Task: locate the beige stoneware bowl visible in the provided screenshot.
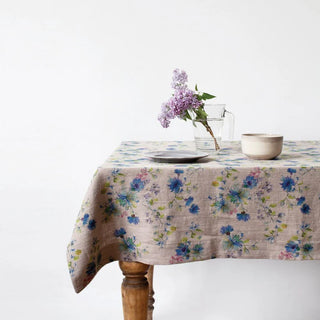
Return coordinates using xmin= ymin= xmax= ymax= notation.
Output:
xmin=241 ymin=134 xmax=283 ymax=160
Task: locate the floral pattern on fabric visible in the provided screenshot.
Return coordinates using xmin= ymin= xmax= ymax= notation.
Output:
xmin=67 ymin=141 xmax=320 ymax=293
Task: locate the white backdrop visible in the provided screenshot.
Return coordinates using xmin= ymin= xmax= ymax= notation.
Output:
xmin=1 ymin=1 xmax=320 ymax=319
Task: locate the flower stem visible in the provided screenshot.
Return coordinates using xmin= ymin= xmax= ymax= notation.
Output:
xmin=201 ymin=121 xmax=220 ymax=151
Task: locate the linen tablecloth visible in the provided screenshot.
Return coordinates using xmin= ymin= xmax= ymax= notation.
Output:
xmin=67 ymin=141 xmax=320 ymax=293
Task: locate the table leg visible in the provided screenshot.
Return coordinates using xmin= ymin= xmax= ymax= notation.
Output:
xmin=146 ymin=265 xmax=155 ymax=320
xmin=119 ymin=261 xmax=149 ymax=320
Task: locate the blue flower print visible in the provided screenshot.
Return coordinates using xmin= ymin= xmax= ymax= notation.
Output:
xmin=236 ymin=212 xmax=250 ymax=222
xmin=114 ymin=228 xmax=126 ymax=237
xmin=280 ymin=177 xmax=296 ymax=192
xmin=176 ymin=241 xmax=191 ymax=258
xmin=297 ymin=197 xmax=306 ymax=205
xmin=243 ymin=175 xmax=258 ymax=189
xmin=285 ymin=241 xmax=300 ymax=254
xmin=185 ymin=196 xmax=194 ymax=206
xmin=130 ymin=178 xmax=145 ymax=191
xmin=86 ymin=261 xmax=96 ymax=275
xmin=301 ymin=203 xmax=310 ymax=214
xmin=220 ymin=225 xmax=234 ymax=235
xmin=302 ymin=243 xmax=313 ymax=253
xmin=128 ymin=215 xmax=140 ymax=224
xmin=104 ymin=201 xmax=116 ymax=214
xmin=174 ymin=169 xmax=184 ymax=174
xmin=117 ymin=191 xmax=137 ymax=208
xmin=228 ymin=188 xmax=248 ymax=204
xmin=229 ymin=234 xmax=243 ymax=249
xmin=82 ymin=213 xmax=89 ymax=225
xmin=189 ymin=204 xmax=199 ymax=214
xmin=287 ymin=168 xmax=296 ymax=174
xmin=214 ymin=197 xmax=229 ymax=213
xmin=192 ymin=244 xmax=203 ymax=255
xmin=122 ymin=237 xmax=136 ymax=252
xmin=88 ymin=219 xmax=96 ymax=230
xmin=168 ymin=177 xmax=183 ymax=193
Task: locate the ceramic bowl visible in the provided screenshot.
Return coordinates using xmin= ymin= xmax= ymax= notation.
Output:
xmin=241 ymin=134 xmax=283 ymax=160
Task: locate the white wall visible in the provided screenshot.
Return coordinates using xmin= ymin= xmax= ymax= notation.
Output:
xmin=1 ymin=1 xmax=320 ymax=319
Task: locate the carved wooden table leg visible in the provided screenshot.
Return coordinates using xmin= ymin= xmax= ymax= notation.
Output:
xmin=146 ymin=265 xmax=155 ymax=320
xmin=119 ymin=261 xmax=149 ymax=320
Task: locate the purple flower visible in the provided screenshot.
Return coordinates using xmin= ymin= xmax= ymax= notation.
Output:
xmin=171 ymin=69 xmax=188 ymax=89
xmin=158 ymin=76 xmax=202 ymax=128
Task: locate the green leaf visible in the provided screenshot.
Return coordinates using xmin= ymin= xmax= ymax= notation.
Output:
xmin=201 ymin=92 xmax=216 ymax=100
xmin=195 ymin=84 xmax=198 ymax=91
xmin=184 ymin=110 xmax=192 ymax=120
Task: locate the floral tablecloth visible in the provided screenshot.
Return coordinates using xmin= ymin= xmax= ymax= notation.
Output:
xmin=67 ymin=141 xmax=320 ymax=293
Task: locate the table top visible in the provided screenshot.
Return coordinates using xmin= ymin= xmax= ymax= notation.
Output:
xmin=67 ymin=141 xmax=320 ymax=293
xmin=104 ymin=140 xmax=320 ymax=168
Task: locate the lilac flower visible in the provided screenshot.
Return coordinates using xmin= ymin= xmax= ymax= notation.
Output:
xmin=158 ymin=85 xmax=202 ymax=128
xmin=171 ymin=69 xmax=188 ymax=89
xmin=159 ymin=69 xmax=218 ymax=149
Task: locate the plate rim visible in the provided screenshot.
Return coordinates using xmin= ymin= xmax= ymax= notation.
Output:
xmin=146 ymin=150 xmax=209 ymax=160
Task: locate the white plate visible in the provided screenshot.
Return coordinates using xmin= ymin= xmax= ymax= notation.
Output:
xmin=146 ymin=150 xmax=209 ymax=163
